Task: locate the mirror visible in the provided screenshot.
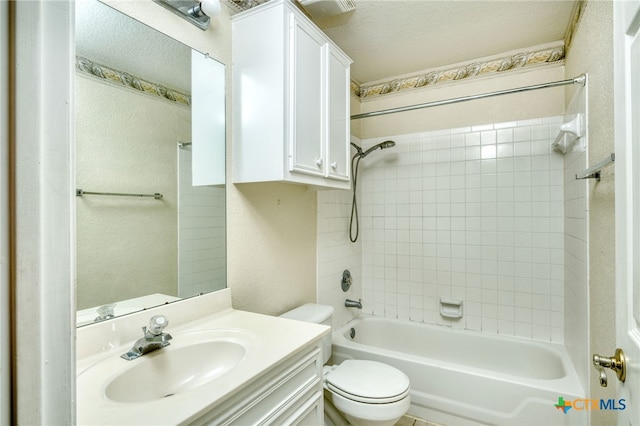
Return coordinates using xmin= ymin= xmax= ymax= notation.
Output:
xmin=75 ymin=0 xmax=226 ymax=326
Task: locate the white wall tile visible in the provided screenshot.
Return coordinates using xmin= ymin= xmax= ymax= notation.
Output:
xmin=178 ymin=148 xmax=226 ymax=298
xmin=317 ymin=115 xmax=577 ymax=345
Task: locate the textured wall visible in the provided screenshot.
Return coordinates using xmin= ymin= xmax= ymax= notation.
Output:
xmin=357 ymin=66 xmax=566 ymax=138
xmin=1 ymin=2 xmax=10 ymax=423
xmin=565 ymin=2 xmax=616 ymax=424
xmin=103 ymin=1 xmax=319 ymax=316
xmin=227 ymin=182 xmax=317 ymax=315
xmin=76 ymin=75 xmax=187 ymax=308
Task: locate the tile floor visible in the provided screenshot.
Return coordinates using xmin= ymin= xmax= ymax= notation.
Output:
xmin=395 ymin=415 xmax=443 ymax=426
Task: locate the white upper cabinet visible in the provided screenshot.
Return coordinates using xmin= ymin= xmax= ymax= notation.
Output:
xmin=232 ymin=0 xmax=352 ymax=189
xmin=326 ymin=44 xmax=350 ymax=181
xmin=192 ymin=51 xmax=226 ymax=186
xmin=289 ymin=15 xmax=325 ymax=177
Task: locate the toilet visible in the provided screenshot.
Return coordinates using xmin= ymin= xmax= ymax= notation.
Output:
xmin=280 ymin=304 xmax=410 ymax=426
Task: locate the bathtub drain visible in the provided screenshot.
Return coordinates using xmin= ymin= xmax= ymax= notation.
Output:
xmin=349 ymin=327 xmax=355 ymax=339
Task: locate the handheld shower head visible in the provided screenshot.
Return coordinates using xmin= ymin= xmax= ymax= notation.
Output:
xmin=350 ymin=142 xmax=364 ymax=156
xmin=355 ymin=140 xmax=396 ymax=158
xmin=349 ymin=140 xmax=396 ymax=243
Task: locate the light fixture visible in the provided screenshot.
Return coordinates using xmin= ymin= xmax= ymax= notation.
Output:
xmin=153 ymin=0 xmax=221 ymax=30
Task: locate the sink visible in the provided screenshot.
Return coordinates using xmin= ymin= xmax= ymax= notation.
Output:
xmin=76 ymin=301 xmax=329 ymax=425
xmin=106 ymin=340 xmax=246 ymax=403
xmin=78 ymin=329 xmax=259 ymax=404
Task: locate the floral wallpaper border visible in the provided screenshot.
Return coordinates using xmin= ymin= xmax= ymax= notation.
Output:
xmin=75 ymin=56 xmax=191 ymax=106
xmin=352 ymin=43 xmax=565 ymax=99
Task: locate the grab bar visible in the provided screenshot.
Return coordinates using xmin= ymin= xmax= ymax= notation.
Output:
xmin=76 ymin=189 xmax=163 ymax=200
xmin=575 ymin=153 xmax=615 ymax=182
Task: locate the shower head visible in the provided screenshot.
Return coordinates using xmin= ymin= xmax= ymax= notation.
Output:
xmin=350 ymin=142 xmax=364 ymax=156
xmin=353 ymin=140 xmax=396 ymax=158
xmin=348 ymin=139 xmax=395 ymax=243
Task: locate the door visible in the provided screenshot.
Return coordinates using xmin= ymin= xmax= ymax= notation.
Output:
xmin=614 ymin=1 xmax=640 ymax=424
xmin=326 ymin=44 xmax=351 ymax=182
xmin=289 ymin=13 xmax=325 ymax=177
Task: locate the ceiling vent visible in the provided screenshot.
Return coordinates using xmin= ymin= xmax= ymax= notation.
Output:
xmin=298 ymin=0 xmax=355 ymax=19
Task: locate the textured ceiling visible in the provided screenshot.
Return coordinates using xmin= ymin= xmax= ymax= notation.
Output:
xmin=313 ymin=0 xmax=577 ymax=84
xmin=76 ymin=0 xmax=577 ymax=94
xmin=76 ymin=0 xmax=191 ymax=93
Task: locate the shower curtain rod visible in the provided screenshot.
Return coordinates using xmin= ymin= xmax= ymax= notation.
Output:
xmin=350 ymin=74 xmax=587 ymax=120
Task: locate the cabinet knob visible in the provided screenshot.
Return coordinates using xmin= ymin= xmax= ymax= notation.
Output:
xmin=331 ymin=161 xmax=337 ymax=170
xmin=315 ymin=158 xmax=323 ymax=168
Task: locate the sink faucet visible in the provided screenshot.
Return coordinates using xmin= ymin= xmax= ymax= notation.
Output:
xmin=94 ymin=303 xmax=116 ymax=322
xmin=120 ymin=315 xmax=173 ymax=361
xmin=345 ymin=298 xmax=362 ymax=309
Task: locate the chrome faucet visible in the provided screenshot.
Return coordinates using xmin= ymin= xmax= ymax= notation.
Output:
xmin=120 ymin=315 xmax=173 ymax=361
xmin=345 ymin=298 xmax=362 ymax=309
xmin=94 ymin=303 xmax=116 ymax=322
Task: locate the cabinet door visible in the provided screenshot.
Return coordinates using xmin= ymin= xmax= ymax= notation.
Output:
xmin=288 ymin=393 xmax=323 ymax=425
xmin=192 ymin=50 xmax=226 ymax=186
xmin=289 ymin=13 xmax=325 ymax=177
xmin=326 ymin=45 xmax=350 ymax=182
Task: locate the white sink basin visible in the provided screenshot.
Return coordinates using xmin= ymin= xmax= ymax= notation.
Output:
xmin=106 ymin=340 xmax=246 ymax=403
xmin=76 ymin=300 xmax=330 ymax=425
xmin=78 ymin=329 xmax=259 ymax=404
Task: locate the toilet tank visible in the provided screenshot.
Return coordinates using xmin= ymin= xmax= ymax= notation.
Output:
xmin=280 ymin=303 xmax=334 ymax=364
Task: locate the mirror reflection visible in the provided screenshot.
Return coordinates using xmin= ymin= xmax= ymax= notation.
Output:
xmin=75 ymin=0 xmax=226 ymax=326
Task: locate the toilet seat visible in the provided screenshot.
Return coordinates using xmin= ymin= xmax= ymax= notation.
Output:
xmin=325 ymin=360 xmax=410 ymax=404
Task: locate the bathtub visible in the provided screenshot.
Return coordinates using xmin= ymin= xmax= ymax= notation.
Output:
xmin=332 ymin=315 xmax=586 ymax=426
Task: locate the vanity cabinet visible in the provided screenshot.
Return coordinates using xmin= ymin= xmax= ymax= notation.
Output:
xmin=232 ymin=0 xmax=352 ymax=189
xmin=194 ymin=344 xmax=324 ymax=425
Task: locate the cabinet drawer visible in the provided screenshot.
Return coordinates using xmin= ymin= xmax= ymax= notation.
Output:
xmin=290 ymin=394 xmax=323 ymax=426
xmin=270 ymin=387 xmax=323 ymax=426
xmin=199 ymin=345 xmax=322 ymax=425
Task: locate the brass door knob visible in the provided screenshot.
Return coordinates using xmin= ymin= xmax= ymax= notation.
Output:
xmin=593 ymin=348 xmax=626 ymax=387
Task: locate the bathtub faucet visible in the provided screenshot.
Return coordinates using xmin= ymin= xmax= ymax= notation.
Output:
xmin=345 ymin=298 xmax=362 ymax=309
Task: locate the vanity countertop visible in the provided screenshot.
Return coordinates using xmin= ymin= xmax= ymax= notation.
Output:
xmin=76 ymin=290 xmax=328 ymax=425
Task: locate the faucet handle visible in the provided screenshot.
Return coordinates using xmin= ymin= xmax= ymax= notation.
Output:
xmin=94 ymin=303 xmax=116 ymax=322
xmin=147 ymin=315 xmax=169 ymax=336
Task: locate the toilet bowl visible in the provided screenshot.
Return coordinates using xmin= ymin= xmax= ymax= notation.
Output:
xmin=324 ymin=360 xmax=410 ymax=426
xmin=280 ymin=304 xmax=410 ymax=426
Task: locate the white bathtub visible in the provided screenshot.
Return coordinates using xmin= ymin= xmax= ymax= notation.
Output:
xmin=332 ymin=315 xmax=586 ymax=426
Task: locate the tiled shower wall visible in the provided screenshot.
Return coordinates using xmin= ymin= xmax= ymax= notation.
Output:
xmin=317 ymin=187 xmax=363 ymax=330
xmin=318 ymin=116 xmax=575 ymax=343
xmin=563 ymin=143 xmax=588 ymax=390
xmin=359 ymin=117 xmax=565 ymax=342
xmin=562 ymin=90 xmax=589 ymax=391
xmin=178 ymin=147 xmax=227 ymax=298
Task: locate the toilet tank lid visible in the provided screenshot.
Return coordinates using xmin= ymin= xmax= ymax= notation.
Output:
xmin=280 ymin=303 xmax=334 ymax=323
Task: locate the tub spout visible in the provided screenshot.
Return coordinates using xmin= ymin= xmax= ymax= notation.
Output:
xmin=345 ymin=298 xmax=362 ymax=309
